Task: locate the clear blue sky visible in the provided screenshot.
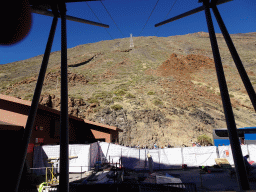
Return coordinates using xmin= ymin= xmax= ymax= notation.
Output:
xmin=0 ymin=0 xmax=255 ymax=64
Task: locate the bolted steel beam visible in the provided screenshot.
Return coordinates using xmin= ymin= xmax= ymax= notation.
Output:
xmin=58 ymin=2 xmax=69 ymax=192
xmin=211 ymin=4 xmax=256 ymax=112
xmin=31 ymin=6 xmax=109 ymax=28
xmin=155 ymin=0 xmax=232 ymax=27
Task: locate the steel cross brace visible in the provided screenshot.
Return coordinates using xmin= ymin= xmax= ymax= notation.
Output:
xmin=202 ymin=0 xmax=250 ymax=190
xmin=211 ymin=2 xmax=256 ymax=112
xmin=13 ymin=2 xmax=110 ymax=192
xmin=14 ymin=2 xmax=70 ymax=192
xmin=155 ymin=0 xmax=252 ymax=190
xmin=14 ymin=4 xmax=59 ymax=192
xmin=155 ymin=0 xmax=232 ymax=27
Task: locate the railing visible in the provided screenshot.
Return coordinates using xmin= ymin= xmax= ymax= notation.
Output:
xmin=163 ymin=183 xmax=197 ymax=192
xmin=69 ymin=183 xmax=197 ymax=192
xmin=30 ymin=166 xmax=92 ymax=183
xmin=108 ymin=155 xmax=122 ymax=167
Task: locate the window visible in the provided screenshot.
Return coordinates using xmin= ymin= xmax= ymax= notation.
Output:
xmin=50 ymin=119 xmax=60 ymax=138
xmin=54 ymin=120 xmax=60 ymax=138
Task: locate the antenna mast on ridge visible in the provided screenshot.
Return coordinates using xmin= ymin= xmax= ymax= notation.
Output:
xmin=130 ymin=33 xmax=134 ymax=48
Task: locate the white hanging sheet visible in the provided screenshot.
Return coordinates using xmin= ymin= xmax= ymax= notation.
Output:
xmin=183 ymin=146 xmax=218 ymax=166
xmin=33 ymin=144 xmax=90 ymax=174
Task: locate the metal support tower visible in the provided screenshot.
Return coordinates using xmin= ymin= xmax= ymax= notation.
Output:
xmin=202 ymin=0 xmax=249 ymax=189
xmin=130 ymin=33 xmax=134 ymax=48
xmin=14 ymin=5 xmax=59 ymax=192
xmin=155 ymin=0 xmax=251 ymax=190
xmin=58 ymin=2 xmax=69 ymax=192
xmin=14 ymin=2 xmax=109 ymax=192
xmin=211 ymin=2 xmax=256 ymax=112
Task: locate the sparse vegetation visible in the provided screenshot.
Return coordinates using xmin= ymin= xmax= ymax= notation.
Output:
xmin=197 ymin=134 xmax=213 ymax=146
xmin=114 ymin=89 xmax=126 ymax=96
xmin=24 ymin=93 xmax=34 ymax=101
xmin=93 ymin=106 xmax=102 ymax=113
xmin=144 ymin=75 xmax=158 ymax=83
xmin=125 ymin=93 xmax=136 ymax=98
xmin=111 ymin=104 xmax=123 ymax=110
xmin=88 ymin=98 xmax=99 ymax=104
xmin=88 ymin=82 xmax=98 ymax=85
xmin=114 ymin=83 xmax=129 ymax=91
xmin=104 ymin=99 xmax=113 ymax=105
xmin=147 ymin=91 xmax=155 ymax=95
xmin=113 ymin=96 xmax=123 ymax=102
xmin=93 ymin=91 xmax=112 ymax=100
xmin=153 ymin=98 xmax=163 ymax=106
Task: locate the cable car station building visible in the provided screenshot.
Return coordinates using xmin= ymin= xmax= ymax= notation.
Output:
xmin=0 ymin=94 xmax=121 ymax=168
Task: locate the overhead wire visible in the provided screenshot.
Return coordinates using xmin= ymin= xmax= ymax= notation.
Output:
xmin=139 ymin=0 xmax=160 ymax=36
xmin=155 ymin=0 xmax=178 ymax=36
xmin=100 ymin=1 xmax=125 ymax=38
xmin=86 ymin=2 xmax=114 ymax=40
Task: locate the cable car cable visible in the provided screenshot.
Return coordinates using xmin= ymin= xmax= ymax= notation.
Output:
xmin=139 ymin=0 xmax=160 ymax=36
xmin=101 ymin=1 xmax=125 ymax=38
xmin=155 ymin=0 xmax=178 ymax=36
xmin=86 ymin=2 xmax=114 ymax=40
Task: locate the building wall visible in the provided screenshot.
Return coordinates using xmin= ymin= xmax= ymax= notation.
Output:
xmin=0 ymin=97 xmax=119 ymax=168
xmin=0 ymin=99 xmax=95 ymax=145
xmin=0 ymin=100 xmax=97 ymax=168
xmin=91 ymin=129 xmax=111 ymax=143
xmin=31 ymin=110 xmax=95 ymax=145
xmin=75 ymin=121 xmax=96 ymax=144
xmin=110 ymin=130 xmax=119 ymax=143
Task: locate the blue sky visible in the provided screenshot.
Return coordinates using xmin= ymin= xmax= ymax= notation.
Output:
xmin=0 ymin=0 xmax=255 ymax=64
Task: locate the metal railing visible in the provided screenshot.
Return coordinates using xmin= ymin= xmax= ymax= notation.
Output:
xmin=30 ymin=166 xmax=92 ymax=182
xmin=69 ymin=183 xmax=197 ymax=192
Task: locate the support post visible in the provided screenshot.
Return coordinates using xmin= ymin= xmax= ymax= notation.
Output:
xmin=14 ymin=10 xmax=58 ymax=192
xmin=58 ymin=2 xmax=69 ymax=192
xmin=181 ymin=147 xmax=184 ymax=165
xmin=159 ymin=150 xmax=160 ymax=170
xmin=211 ymin=4 xmax=256 ymax=112
xmin=202 ymin=0 xmax=250 ymax=190
xmin=145 ymin=149 xmax=146 ymax=169
xmin=139 ymin=148 xmax=140 ymax=166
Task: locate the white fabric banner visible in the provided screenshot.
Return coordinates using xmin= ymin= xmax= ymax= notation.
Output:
xmin=99 ymin=142 xmax=122 ymax=164
xmin=34 ymin=142 xmax=256 ymax=174
xmin=248 ymin=144 xmax=256 ymax=162
xmin=33 ymin=144 xmax=90 ymax=174
xmin=218 ymin=145 xmax=249 ymax=166
xmin=183 ymin=146 xmax=218 ymax=166
xmin=68 ymin=144 xmax=90 ymax=172
xmin=99 ymin=142 xmax=145 ymax=169
xmin=127 ymin=148 xmax=144 ymax=169
xmin=148 ymin=149 xmax=160 ymax=170
xmin=159 ymin=148 xmax=182 ymax=169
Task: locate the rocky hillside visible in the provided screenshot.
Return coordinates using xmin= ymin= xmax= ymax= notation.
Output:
xmin=1 ymin=32 xmax=256 ymax=147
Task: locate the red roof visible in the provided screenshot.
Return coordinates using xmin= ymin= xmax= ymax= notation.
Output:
xmin=0 ymin=94 xmax=121 ymax=132
xmin=0 ymin=120 xmax=24 ymax=131
xmin=84 ymin=119 xmax=122 ymax=132
xmin=0 ymin=94 xmax=82 ymax=121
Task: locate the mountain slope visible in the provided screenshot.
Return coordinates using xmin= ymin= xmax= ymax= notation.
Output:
xmin=1 ymin=32 xmax=256 ymax=147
